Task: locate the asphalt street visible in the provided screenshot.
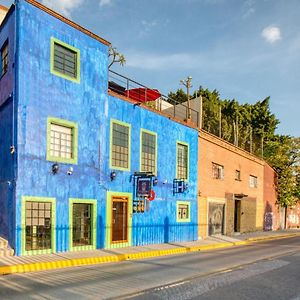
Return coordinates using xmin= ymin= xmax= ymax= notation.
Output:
xmin=0 ymin=236 xmax=300 ymax=300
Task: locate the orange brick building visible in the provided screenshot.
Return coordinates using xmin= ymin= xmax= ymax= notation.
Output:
xmin=198 ymin=130 xmax=265 ymax=238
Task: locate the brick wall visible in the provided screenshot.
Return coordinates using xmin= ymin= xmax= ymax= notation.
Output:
xmin=198 ymin=197 xmax=208 ymax=239
xmin=198 ymin=131 xmax=265 ymax=233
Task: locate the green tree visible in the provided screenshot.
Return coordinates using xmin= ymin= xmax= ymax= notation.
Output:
xmin=264 ymin=136 xmax=300 ymax=207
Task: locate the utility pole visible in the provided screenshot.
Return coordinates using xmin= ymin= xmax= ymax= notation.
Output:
xmin=250 ymin=126 xmax=253 ymax=153
xmin=199 ymin=94 xmax=203 ymax=130
xmin=219 ymin=105 xmax=222 ymax=138
xmin=180 ymin=76 xmax=192 ymax=120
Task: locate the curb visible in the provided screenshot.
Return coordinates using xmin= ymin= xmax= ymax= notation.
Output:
xmin=0 ymin=233 xmax=299 ymax=276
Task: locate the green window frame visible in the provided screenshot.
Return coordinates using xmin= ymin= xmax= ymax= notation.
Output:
xmin=176 ymin=201 xmax=191 ymax=223
xmin=176 ymin=141 xmax=189 ymax=181
xmin=46 ymin=117 xmax=78 ymax=164
xmin=50 ymin=37 xmax=80 ymax=83
xmin=109 ymin=119 xmax=131 ymax=171
xmin=21 ymin=196 xmax=56 ymax=256
xmin=69 ymin=198 xmax=97 ymax=251
xmin=140 ymin=129 xmax=157 ymax=175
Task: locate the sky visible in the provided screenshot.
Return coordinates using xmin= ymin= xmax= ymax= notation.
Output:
xmin=2 ymin=0 xmax=300 ymax=137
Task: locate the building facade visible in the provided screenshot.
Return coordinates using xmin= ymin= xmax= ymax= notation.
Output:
xmin=0 ymin=0 xmax=198 ymax=256
xmin=198 ymin=131 xmax=265 ymax=238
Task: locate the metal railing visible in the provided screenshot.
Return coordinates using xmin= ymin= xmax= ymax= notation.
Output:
xmin=108 ymin=70 xmax=199 ymax=127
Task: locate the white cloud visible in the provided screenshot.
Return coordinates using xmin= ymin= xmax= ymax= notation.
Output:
xmin=261 ymin=26 xmax=282 ymax=44
xmin=41 ymin=0 xmax=83 ymax=17
xmin=99 ymin=0 xmax=111 ymax=6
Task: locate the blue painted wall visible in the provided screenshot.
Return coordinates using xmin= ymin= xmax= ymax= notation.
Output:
xmin=0 ymin=6 xmax=16 ymax=247
xmin=1 ymin=0 xmax=198 ymax=255
xmin=14 ymin=0 xmax=108 ymax=255
xmin=100 ymin=95 xmax=199 ymax=246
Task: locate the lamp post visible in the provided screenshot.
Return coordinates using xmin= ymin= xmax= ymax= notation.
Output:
xmin=180 ymin=76 xmax=192 ymax=120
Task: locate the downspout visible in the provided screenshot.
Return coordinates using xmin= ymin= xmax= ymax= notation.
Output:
xmin=11 ymin=0 xmax=20 ymax=253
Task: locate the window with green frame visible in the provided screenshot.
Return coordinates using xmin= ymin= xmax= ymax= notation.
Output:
xmin=176 ymin=142 xmax=189 ymax=180
xmin=176 ymin=201 xmax=191 ymax=222
xmin=69 ymin=199 xmax=97 ymax=251
xmin=140 ymin=130 xmax=157 ymax=174
xmin=110 ymin=120 xmax=131 ymax=170
xmin=50 ymin=37 xmax=80 ymax=83
xmin=22 ymin=196 xmax=56 ymax=255
xmin=47 ymin=117 xmax=78 ymax=164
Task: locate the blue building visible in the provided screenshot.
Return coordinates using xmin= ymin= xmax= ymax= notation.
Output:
xmin=0 ymin=0 xmax=198 ymax=256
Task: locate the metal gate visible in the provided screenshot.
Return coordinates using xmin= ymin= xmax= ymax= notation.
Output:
xmin=208 ymin=203 xmax=225 ymax=235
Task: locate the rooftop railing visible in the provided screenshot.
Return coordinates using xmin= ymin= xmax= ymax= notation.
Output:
xmin=108 ymin=70 xmax=199 ymax=127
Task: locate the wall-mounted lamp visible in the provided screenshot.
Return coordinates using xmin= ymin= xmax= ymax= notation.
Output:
xmin=110 ymin=171 xmax=116 ymax=181
xmin=67 ymin=167 xmax=73 ymax=176
xmin=153 ymin=178 xmax=158 ymax=186
xmin=10 ymin=146 xmax=15 ymax=154
xmin=52 ymin=163 xmax=59 ymax=174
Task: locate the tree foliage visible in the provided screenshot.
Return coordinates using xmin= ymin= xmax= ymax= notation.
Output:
xmin=264 ymin=136 xmax=300 ymax=206
xmin=108 ymin=46 xmax=126 ymax=69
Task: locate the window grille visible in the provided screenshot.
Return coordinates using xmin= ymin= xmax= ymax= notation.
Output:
xmin=50 ymin=123 xmax=73 ymax=159
xmin=141 ymin=131 xmax=156 ymax=174
xmin=1 ymin=40 xmax=8 ymax=76
xmin=177 ymin=143 xmax=188 ymax=180
xmin=212 ymin=163 xmax=224 ymax=180
xmin=53 ymin=42 xmax=77 ymax=79
xmin=72 ymin=203 xmax=92 ymax=247
xmin=25 ymin=201 xmax=52 ymax=251
xmin=112 ymin=122 xmax=129 ymax=168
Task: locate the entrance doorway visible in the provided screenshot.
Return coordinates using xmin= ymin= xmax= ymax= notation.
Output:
xmin=111 ymin=196 xmax=128 ymax=243
xmin=234 ymin=200 xmax=241 ymax=232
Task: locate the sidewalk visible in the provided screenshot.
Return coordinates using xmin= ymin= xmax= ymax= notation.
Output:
xmin=1 ymin=229 xmax=299 ymax=276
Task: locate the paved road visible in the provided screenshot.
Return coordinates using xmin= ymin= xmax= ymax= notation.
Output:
xmin=0 ymin=237 xmax=300 ymax=300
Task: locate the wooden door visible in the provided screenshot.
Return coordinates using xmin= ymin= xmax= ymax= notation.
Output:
xmin=112 ymin=197 xmax=128 ymax=243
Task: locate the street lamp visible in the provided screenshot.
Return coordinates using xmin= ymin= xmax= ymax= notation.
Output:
xmin=180 ymin=76 xmax=192 ymax=120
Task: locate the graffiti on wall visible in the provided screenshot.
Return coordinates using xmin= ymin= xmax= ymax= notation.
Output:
xmin=264 ymin=212 xmax=273 ymax=231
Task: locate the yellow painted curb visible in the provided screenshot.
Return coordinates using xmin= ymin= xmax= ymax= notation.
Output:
xmin=246 ymin=232 xmax=300 ymax=242
xmin=0 ymin=233 xmax=299 ymax=276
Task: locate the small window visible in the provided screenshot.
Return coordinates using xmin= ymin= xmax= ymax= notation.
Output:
xmin=235 ymin=170 xmax=241 ymax=181
xmin=47 ymin=117 xmax=78 ymax=164
xmin=212 ymin=163 xmax=224 ymax=180
xmin=177 ymin=142 xmax=189 ymax=180
xmin=1 ymin=40 xmax=8 ymax=77
xmin=141 ymin=130 xmax=157 ymax=174
xmin=249 ymin=175 xmax=258 ymax=188
xmin=110 ymin=120 xmax=131 ymax=170
xmin=50 ymin=38 xmax=80 ymax=83
xmin=176 ymin=201 xmax=191 ymax=222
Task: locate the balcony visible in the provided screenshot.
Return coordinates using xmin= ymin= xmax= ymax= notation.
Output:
xmin=108 ymin=70 xmax=199 ymax=127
